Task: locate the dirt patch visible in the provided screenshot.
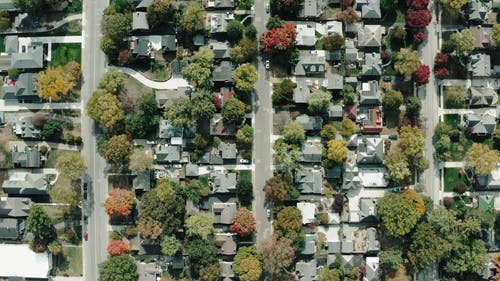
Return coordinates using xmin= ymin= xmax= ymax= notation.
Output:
xmin=108 ymin=175 xmax=133 ymax=192
xmin=124 ymin=76 xmax=153 ymax=104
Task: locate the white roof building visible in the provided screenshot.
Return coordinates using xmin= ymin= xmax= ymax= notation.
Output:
xmin=0 ymin=244 xmax=52 ymax=278
xmin=297 ymin=202 xmax=316 ymax=225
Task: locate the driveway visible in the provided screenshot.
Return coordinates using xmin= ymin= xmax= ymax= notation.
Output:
xmin=109 ymin=66 xmax=190 ymax=90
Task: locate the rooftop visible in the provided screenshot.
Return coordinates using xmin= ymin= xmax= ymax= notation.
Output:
xmin=0 ymin=244 xmax=52 ymax=278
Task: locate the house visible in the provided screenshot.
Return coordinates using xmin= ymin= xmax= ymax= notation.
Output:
xmin=210 ymin=114 xmax=237 ymax=136
xmin=296 ymin=114 xmax=323 ymax=131
xmin=4 ymin=35 xmax=18 ymax=54
xmin=295 ymin=23 xmax=317 ymax=47
xmin=328 ymin=74 xmax=344 ymax=91
xmin=211 ymin=172 xmax=237 ymax=193
xmin=293 ymin=77 xmax=336 ymax=103
xmin=346 ymin=47 xmax=362 ymax=64
xmin=343 ymin=156 xmax=361 ymax=190
xmin=359 ymin=81 xmax=381 ymax=105
xmin=356 ymin=136 xmax=384 ymax=164
xmin=293 ymin=50 xmax=326 ymax=76
xmin=301 ymin=234 xmax=317 ymax=255
xmin=158 ymin=119 xmax=183 ymax=144
xmin=0 ymin=197 xmax=31 ymax=217
xmin=359 ymin=198 xmax=378 ymax=222
xmin=329 ymin=105 xmax=343 ymax=119
xmin=365 ymin=256 xmax=380 ymax=281
xmin=341 ymin=255 xmax=363 ymax=274
xmin=468 ymin=53 xmax=491 ymax=77
xmin=208 ymin=40 xmax=230 ymax=59
xmin=469 ymin=26 xmax=490 ymax=49
xmin=136 ymin=261 xmax=161 ymax=281
xmin=14 ymin=116 xmax=41 ymax=139
xmin=465 ymin=113 xmax=497 ymax=136
xmin=301 ymin=141 xmax=322 ymax=163
xmin=295 ymin=169 xmax=322 ymax=194
xmin=214 ymin=233 xmax=237 ymax=256
xmin=2 ymin=172 xmax=49 ymax=195
xmin=365 ymin=227 xmax=380 ymax=252
xmin=477 ymin=195 xmax=494 ymax=214
xmin=212 ymin=61 xmax=233 ymax=83
xmin=193 ymin=34 xmax=206 ymax=46
xmin=212 ymin=202 xmax=237 ymax=224
xmin=467 ymin=0 xmax=491 ymax=22
xmin=198 ymin=151 xmax=224 ymax=165
xmin=477 ymin=167 xmax=500 ymax=190
xmin=11 ymin=43 xmax=44 ymax=70
xmin=133 ymin=170 xmax=152 ymax=192
xmin=362 ymin=53 xmax=382 ymax=77
xmin=297 ymin=202 xmax=316 ymax=225
xmin=325 ymin=165 xmax=342 ymax=179
xmin=155 ymin=86 xmax=191 ymax=108
xmin=185 ymin=163 xmax=199 ymax=177
xmin=0 ymin=218 xmax=25 ymax=240
xmin=360 ymin=0 xmax=381 ymax=20
xmin=0 ymin=244 xmax=52 ymax=279
xmin=295 ymin=260 xmax=317 ymax=280
xmin=154 ymin=144 xmax=181 ymax=163
xmin=2 ymin=73 xmax=39 ymax=102
xmin=357 ymin=25 xmax=383 ymax=48
xmin=132 ymin=11 xmax=149 ymax=31
xmin=220 ymin=261 xmax=235 ymax=280
xmin=0 ymin=0 xmax=19 ymax=11
xmin=359 ymin=166 xmax=388 ymax=188
xmin=206 ymin=12 xmax=234 ymax=33
xmin=358 ymin=107 xmax=383 ymax=134
xmin=494 ymin=0 xmax=500 ymax=9
xmin=130 ymin=37 xmax=153 ymax=58
xmin=203 ymin=0 xmax=234 ymax=9
xmin=14 ymin=13 xmax=36 ymax=30
xmin=298 ymin=0 xmax=327 ymax=18
xmin=170 ymin=59 xmax=189 ymax=77
xmin=325 ymin=20 xmax=343 ymax=36
xmin=12 ymin=147 xmax=41 ymax=168
xmin=468 ymin=86 xmax=498 ymax=107
xmin=345 ymin=105 xmax=357 ymax=120
xmin=218 ymin=142 xmax=237 ymax=160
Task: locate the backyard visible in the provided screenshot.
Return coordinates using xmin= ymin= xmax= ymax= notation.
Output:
xmin=443 ymin=168 xmax=469 ymax=192
xmin=49 ymin=43 xmax=82 ymax=67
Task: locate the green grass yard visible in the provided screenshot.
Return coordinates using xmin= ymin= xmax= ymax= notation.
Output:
xmin=444 ymin=168 xmax=467 ymax=192
xmin=49 ymin=43 xmax=81 ymax=67
xmin=54 ymin=246 xmax=83 ymax=276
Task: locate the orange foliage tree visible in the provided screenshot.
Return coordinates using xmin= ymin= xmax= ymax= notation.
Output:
xmin=230 ymin=207 xmax=256 ymax=237
xmin=105 ymin=188 xmax=135 ymax=218
xmin=107 ymin=239 xmax=129 ymax=256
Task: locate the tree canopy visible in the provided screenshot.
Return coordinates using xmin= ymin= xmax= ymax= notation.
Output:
xmin=178 ymin=2 xmax=206 ymax=35
xmin=222 ymin=97 xmax=246 ymax=124
xmin=264 ymin=176 xmax=294 ymax=205
xmin=36 ymin=66 xmax=76 ymax=101
xmin=161 ymin=235 xmax=181 ymax=256
xmin=260 ymin=22 xmax=297 ymax=54
xmin=191 ymin=90 xmax=216 ymax=121
xmin=128 ymin=148 xmax=153 ymax=172
xmin=102 ymin=134 xmax=132 ymax=165
xmin=233 ymin=63 xmax=257 ymax=92
xmin=234 ymin=246 xmax=263 ymax=281
xmin=440 ymin=0 xmax=469 ymax=12
xmin=99 ymin=254 xmax=138 ymax=281
xmin=186 ymin=238 xmax=218 ymax=277
xmin=236 ymin=124 xmax=254 ymax=148
xmin=182 ymin=46 xmax=214 ymax=90
xmin=164 ymin=97 xmax=193 ymax=127
xmin=383 ymin=89 xmax=404 ymax=110
xmin=395 ymin=49 xmax=421 ymax=78
xmin=283 ymin=121 xmax=305 ymax=144
xmin=105 ymin=188 xmax=135 ymax=218
xmin=99 ymin=70 xmax=127 ymax=95
xmin=377 ymin=190 xmax=425 ymax=237
xmin=307 ymin=90 xmax=332 ymax=114
xmin=26 ymin=205 xmax=54 ymax=251
xmin=185 ymin=212 xmax=215 ymax=239
xmin=147 ymin=0 xmax=176 ymax=28
xmin=466 ymin=143 xmax=500 ymax=176
xmin=260 ymin=235 xmax=295 ymax=277
xmin=327 ymin=139 xmax=348 ymax=163
xmin=492 ymin=24 xmax=500 ymax=48
xmin=230 ymin=207 xmax=256 ymax=237
xmin=230 ymin=38 xmax=258 ymax=63
xmin=87 ymin=90 xmax=125 ymax=130
xmin=449 ymin=29 xmax=475 ymax=56
xmin=55 ymin=152 xmax=86 ymax=180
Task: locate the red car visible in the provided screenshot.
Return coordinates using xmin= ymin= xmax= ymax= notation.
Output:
xmin=84 ymin=232 xmax=88 ymax=241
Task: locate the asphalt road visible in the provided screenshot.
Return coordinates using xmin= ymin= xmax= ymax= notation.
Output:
xmin=252 ymin=0 xmax=273 ymax=248
xmin=419 ymin=1 xmax=441 ymax=205
xmin=81 ymin=0 xmax=109 ymax=280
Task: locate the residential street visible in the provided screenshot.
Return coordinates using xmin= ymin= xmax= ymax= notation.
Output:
xmin=81 ymin=0 xmax=109 ymax=280
xmin=252 ymin=0 xmax=273 ymax=247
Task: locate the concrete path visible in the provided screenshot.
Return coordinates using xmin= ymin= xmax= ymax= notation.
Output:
xmin=109 ymin=66 xmax=190 ymax=90
xmin=0 ymin=100 xmax=81 ymax=111
xmin=0 ymin=14 xmax=82 ymax=35
xmin=54 ymin=220 xmax=81 ymax=230
xmin=444 ymin=162 xmax=465 ymax=168
xmin=20 ymin=36 xmax=82 ymax=44
xmin=9 ymin=140 xmax=81 ymax=151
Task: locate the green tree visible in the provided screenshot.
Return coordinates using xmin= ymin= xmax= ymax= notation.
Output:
xmin=320 ymin=124 xmax=337 ymax=140
xmin=87 ymin=90 xmax=125 ymax=130
xmin=175 ymin=179 xmax=210 ymax=204
xmin=186 ymin=238 xmax=218 ymax=277
xmin=395 ymin=48 xmax=421 ymax=78
xmin=230 ymin=38 xmax=258 ymax=63
xmin=178 ymin=2 xmax=206 ymax=34
xmin=283 ymin=121 xmax=305 ymax=144
xmin=99 ymin=254 xmax=138 ymax=281
xmin=42 ymin=120 xmax=63 ymax=141
xmin=274 ymin=140 xmax=302 ymax=175
xmin=327 ymin=139 xmax=348 ymax=163
xmin=26 ymin=205 xmax=54 ymax=251
xmin=466 ymin=143 xmax=500 ymax=176
xmin=383 ymin=89 xmax=404 ymax=110
xmin=236 ymin=124 xmax=253 ymax=148
xmin=49 ymin=183 xmax=79 ymax=212
xmin=492 ymin=23 xmax=500 ymax=48
xmin=100 ymin=36 xmax=118 ymax=54
xmin=384 ymin=147 xmax=411 ymax=184
xmin=234 ymin=246 xmax=263 ymax=281
xmin=164 ymin=97 xmax=193 ymax=127
xmin=449 ymin=29 xmax=475 ymax=56
xmin=341 ymin=117 xmax=356 ymax=137
xmin=222 ymin=98 xmax=246 ymax=124
xmin=434 ymin=122 xmax=453 ymax=138
xmin=128 ymin=148 xmax=153 ymax=172
xmin=274 ymin=206 xmax=304 ymax=249
xmin=13 ymin=0 xmax=43 ymax=14
xmin=407 ymin=222 xmax=448 ymax=272
xmin=102 ymin=134 xmax=132 ymax=165
xmin=405 ymin=96 xmax=422 ymax=120
xmin=147 ymin=0 xmax=176 ymax=28
xmin=161 ymin=235 xmax=181 ymax=256
xmin=7 ymin=68 xmax=19 ymax=79
xmin=264 ymin=176 xmax=294 ymax=205
xmin=399 ymin=126 xmax=425 ymax=160
xmin=379 ymin=249 xmax=403 ymax=270
xmin=55 ymin=152 xmax=86 ymax=180
xmin=182 ymin=47 xmax=214 ymax=89
xmin=381 ymin=0 xmax=399 ymax=10
xmin=318 ymin=268 xmax=341 ymax=281
xmin=377 ymin=191 xmax=424 ymax=237
xmin=227 ymin=20 xmax=244 ymax=42
xmin=199 ymin=263 xmax=220 ymax=281
xmin=307 ymin=90 xmax=331 ymax=114
xmin=245 ymin=24 xmax=257 ymax=39
xmin=101 ymin=11 xmax=132 ymax=42
xmin=185 ymin=212 xmax=215 ymax=239
xmin=266 ymin=15 xmax=284 ymax=29
xmin=323 ymin=34 xmax=344 ymax=51
xmin=98 ymin=70 xmax=127 ymax=95
xmin=441 ymin=0 xmax=470 ymax=12
xmin=233 ymin=63 xmax=258 ymax=92
xmin=191 ymin=90 xmax=216 ymax=120
xmin=272 ymin=79 xmax=296 ymax=105
xmin=443 ymin=240 xmax=488 ymax=276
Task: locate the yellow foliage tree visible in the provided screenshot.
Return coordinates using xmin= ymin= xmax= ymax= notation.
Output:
xmin=466 ymin=143 xmax=500 ymax=176
xmin=401 ymin=189 xmax=425 ymax=216
xmin=327 ymin=139 xmax=348 ymax=163
xmin=36 ymin=66 xmax=76 ymax=101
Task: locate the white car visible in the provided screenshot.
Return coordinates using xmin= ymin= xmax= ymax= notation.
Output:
xmin=265 ymin=60 xmax=270 ymax=70
xmin=266 ymin=209 xmax=271 ymax=218
xmin=240 ymin=158 xmax=250 ymax=164
xmin=266 ymin=4 xmax=270 ymax=13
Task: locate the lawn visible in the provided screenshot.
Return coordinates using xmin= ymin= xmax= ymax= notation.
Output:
xmin=239 ymin=170 xmax=251 ymax=182
xmin=315 ymin=38 xmax=324 ymax=50
xmin=49 ymin=43 xmax=81 ymax=67
xmin=444 ymin=168 xmax=466 ymax=192
xmin=443 ymin=85 xmax=467 ymax=109
xmin=0 ymin=36 xmax=5 ymax=53
xmin=45 ymin=150 xmax=81 ymax=168
xmin=54 ymin=246 xmax=83 ymax=276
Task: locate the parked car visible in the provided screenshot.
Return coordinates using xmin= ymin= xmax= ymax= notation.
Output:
xmin=84 ymin=232 xmax=88 ymax=241
xmin=266 ymin=209 xmax=271 ymax=218
xmin=388 ymin=186 xmax=410 ymax=193
xmin=388 ymin=134 xmax=398 ymax=140
xmin=240 ymin=158 xmax=250 ymax=164
xmin=266 ymin=4 xmax=270 ymax=13
xmin=82 ymin=182 xmax=88 ymax=200
xmin=265 ymin=60 xmax=270 ymax=70
xmin=382 ymin=76 xmax=391 ymax=82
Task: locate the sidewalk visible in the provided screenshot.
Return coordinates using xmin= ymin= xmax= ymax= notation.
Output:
xmin=0 ymin=100 xmax=81 ymax=112
xmin=0 ymin=14 xmax=82 ymax=36
xmin=109 ymin=66 xmax=190 ymax=90
xmin=9 ymin=140 xmax=81 ymax=151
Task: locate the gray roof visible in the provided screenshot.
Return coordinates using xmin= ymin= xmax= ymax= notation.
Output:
xmin=467 ymin=0 xmax=490 ymax=22
xmin=469 ymin=53 xmax=491 ymax=77
xmin=345 ymin=48 xmax=360 ymax=62
xmin=365 ymin=257 xmax=380 ymax=281
xmin=155 ymin=145 xmax=181 ymax=162
xmin=0 ymin=218 xmax=24 ymax=240
xmin=325 ymin=165 xmax=342 ymax=179
xmin=215 ymin=233 xmax=237 ymax=255
xmin=342 ymin=255 xmax=363 ymax=272
xmin=296 ymin=114 xmax=323 ymax=131
xmin=204 ymin=0 xmax=235 ymax=8
xmin=131 ymin=37 xmax=151 ymax=57
xmin=293 ymin=51 xmax=326 ymax=76
xmin=296 ymin=23 xmax=317 ymax=47
xmin=0 ymin=0 xmax=18 ymax=10
xmin=212 ymin=61 xmax=233 ymax=83
xmin=198 ymin=151 xmax=224 ymax=165
xmin=185 ymin=163 xmax=199 ymax=177
xmin=0 ymin=197 xmax=31 ymax=218
xmin=136 ymin=261 xmax=160 ymax=281
xmin=155 ymin=87 xmax=191 ymax=108
xmin=211 ymin=172 xmax=237 ymax=193
xmin=170 ymin=59 xmax=189 ymax=76
xmin=342 ymin=241 xmax=354 ymax=253
xmin=2 ymin=73 xmax=39 ymax=101
xmin=207 ymin=13 xmax=233 ymax=33
xmin=210 ymin=114 xmax=237 ymax=136
xmin=12 ymin=148 xmax=41 ymax=168
xmin=193 ymin=34 xmax=205 ymax=46
xmin=293 ymin=78 xmax=314 ymax=103
xmin=300 ymin=234 xmax=317 ymax=255
xmin=11 ymin=44 xmax=44 ymax=69
xmin=4 ymin=36 xmax=18 ymax=54
xmin=357 ymin=137 xmax=384 ymax=164
xmin=212 ymin=202 xmax=237 ymax=224
xmin=2 ymin=172 xmax=49 ymax=195
xmin=366 ymin=227 xmax=380 ymax=252
xmin=218 ymin=142 xmax=237 ymax=159
xmin=361 ymin=1 xmax=381 ymax=19
xmin=359 ymin=81 xmax=381 ymax=105
xmin=362 ymin=53 xmax=382 ymax=76
xmin=328 ymin=74 xmax=343 ymax=90
xmin=133 ymin=170 xmax=151 ymax=191
xmin=295 ymin=260 xmax=317 ymax=281
xmin=358 ymin=25 xmax=382 ymax=48
xmin=158 ymin=119 xmax=183 ymax=139
xmin=161 ymin=35 xmax=177 ymax=52
xmin=468 ymin=86 xmax=498 ymax=106
xmin=343 ymin=158 xmax=361 ymax=190
xmin=298 ymin=0 xmax=327 ymax=18
xmin=359 ymin=198 xmax=378 ymax=221
xmin=329 ymin=105 xmax=343 ymax=119
xmin=133 ymin=12 xmax=149 ymax=30
xmin=465 ymin=114 xmax=497 ymax=135
xmin=295 ymin=169 xmax=322 ymax=194
xmin=301 ymin=142 xmax=322 ymax=163
xmin=15 ymin=116 xmax=41 ymax=139
xmin=208 ymin=40 xmax=230 ymax=59
xmin=220 ymin=261 xmax=235 ymax=278
xmin=136 ymin=0 xmax=153 ymax=9
xmin=327 ymin=241 xmax=341 ymax=254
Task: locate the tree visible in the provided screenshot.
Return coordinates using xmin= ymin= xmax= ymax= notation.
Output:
xmin=391 ymin=26 xmax=407 ymax=42
xmin=434 ymin=52 xmax=449 ymax=65
xmin=234 ymin=246 xmax=263 ymax=281
xmin=236 ymin=124 xmax=253 ymax=148
xmin=87 ymin=90 xmax=125 ymax=129
xmin=32 ymin=112 xmax=49 ymax=128
xmin=271 ymin=0 xmax=299 ymax=16
xmin=492 ymin=23 xmax=500 ymax=47
xmin=137 ymin=216 xmax=163 ymax=240
xmin=105 ymin=188 xmax=135 ymax=218
xmin=274 ymin=140 xmax=302 ymax=175
xmin=102 ymin=134 xmax=132 ymax=165
xmin=406 ymin=9 xmax=432 ymax=28
xmin=182 ymin=46 xmax=214 ymax=90
xmin=443 ymin=239 xmax=488 ymax=276
xmin=440 ymin=0 xmax=469 ymax=12
xmin=435 ymin=67 xmax=449 ymax=79
xmin=327 ymin=139 xmax=348 ymax=163
xmin=100 ymin=36 xmax=118 ymax=54
xmin=384 ymin=148 xmax=411 ymax=183
xmin=466 ymin=143 xmax=500 ymax=176
xmin=55 ymin=152 xmax=86 ymax=180
xmin=101 ymin=11 xmax=132 ymax=42
xmin=407 ymin=222 xmax=448 ymax=272
xmin=233 ymin=63 xmax=258 ymax=92
xmin=282 ymin=121 xmax=304 ymax=144
xmin=191 ymin=90 xmax=216 ymax=120
xmin=383 ymin=89 xmax=404 ymax=110
xmin=161 ymin=235 xmax=180 ymax=256
xmin=65 ymin=61 xmax=82 ymax=83
xmin=227 ymin=20 xmax=244 ymax=42
xmin=449 ymin=29 xmax=475 ymax=56
xmin=412 ymin=64 xmax=430 ymax=85
xmin=266 ymin=15 xmax=284 ymax=29
xmin=381 ymin=0 xmax=398 ymax=10
xmin=380 ymin=249 xmax=403 ymax=270
xmin=275 ymin=206 xmax=302 ymax=233
xmin=395 ymin=49 xmax=421 ymax=78
xmin=377 ymin=191 xmax=424 ymax=237
xmin=264 ymin=176 xmax=294 ymax=205
xmin=260 ymin=235 xmax=295 ymax=276
xmin=26 ymin=205 xmax=54 ymax=250
xmin=49 ymin=183 xmax=79 ymax=211
xmin=231 ymin=207 xmax=256 ymax=237
xmin=230 ymin=38 xmax=258 ymax=63
xmin=13 ymin=0 xmax=43 ymax=14
xmin=321 ymin=124 xmax=337 ymax=140
xmin=237 ymin=176 xmax=253 ymax=201
xmin=99 ymin=254 xmax=138 ymax=281
xmin=128 ymin=148 xmax=153 ymax=172
xmin=185 ymin=238 xmax=218 ymax=277
xmin=175 ymin=179 xmax=210 ymax=204
xmin=36 ymin=66 xmax=76 ymax=101
xmin=107 ymin=240 xmax=129 ymax=256
xmin=7 ymin=68 xmax=19 ymax=79
xmin=272 ymin=79 xmax=296 ymax=105
xmin=99 ymin=70 xmax=127 ymax=95
xmin=398 ymin=126 xmax=425 ymax=159
xmin=41 ymin=120 xmax=62 ymax=141
xmin=245 ymin=24 xmax=257 ymax=39
xmin=336 ymin=6 xmax=361 ymax=24
xmin=147 ymin=0 xmax=176 ymax=28
xmin=406 ymin=0 xmax=429 ymax=9
xmin=381 ymin=49 xmax=392 ymax=64
xmin=185 ymin=212 xmax=215 ymax=239
xmin=323 ymin=34 xmax=344 ymax=51
xmin=260 ymin=22 xmax=297 ymax=54
xmin=343 ymin=85 xmax=356 ymax=105
xmin=405 ymin=96 xmax=422 ymax=120
xmin=222 ymin=98 xmax=246 ymax=124
xmin=199 ymin=263 xmax=220 ymax=281
xmin=164 ymin=97 xmax=193 ymax=127
xmin=307 ymin=90 xmax=331 ymax=114
xmin=178 ymin=2 xmax=206 ymax=34
xmin=341 ymin=117 xmax=356 ymax=137
xmin=413 ymin=31 xmax=426 ymax=44
xmin=318 ymin=268 xmax=341 ymax=281
xmin=139 ymin=179 xmax=185 ymax=235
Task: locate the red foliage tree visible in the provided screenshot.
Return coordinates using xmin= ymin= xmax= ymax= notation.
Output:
xmin=343 ymin=0 xmax=353 ymax=6
xmin=435 ymin=67 xmax=449 ymax=79
xmin=213 ymin=94 xmax=222 ymax=109
xmin=406 ymin=0 xmax=429 ymax=9
xmin=260 ymin=22 xmax=297 ymax=54
xmin=107 ymin=240 xmax=129 ymax=256
xmin=105 ymin=188 xmax=135 ymax=218
xmin=117 ymin=50 xmax=132 ymax=66
xmin=381 ymin=50 xmax=392 ymax=64
xmin=230 ymin=207 xmax=256 ymax=237
xmin=412 ymin=64 xmax=430 ymax=85
xmin=332 ymin=194 xmax=344 ymax=213
xmin=406 ymin=9 xmax=432 ymax=28
xmin=434 ymin=52 xmax=449 ymax=65
xmin=413 ymin=31 xmax=426 ymax=44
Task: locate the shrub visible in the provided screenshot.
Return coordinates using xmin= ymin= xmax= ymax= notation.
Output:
xmin=443 ymin=196 xmax=453 ymax=207
xmin=453 ymin=182 xmax=467 ymax=194
xmin=435 ymin=67 xmax=449 ymax=79
xmin=413 ymin=32 xmax=426 ymax=44
xmin=110 ymin=231 xmax=122 ymax=240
